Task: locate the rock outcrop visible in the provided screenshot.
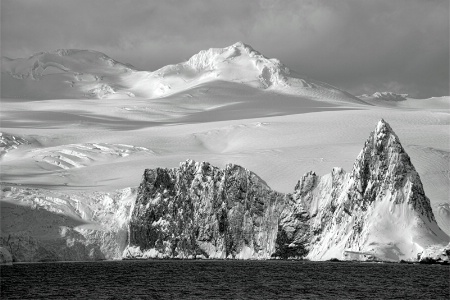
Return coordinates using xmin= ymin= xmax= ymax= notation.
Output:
xmin=124 ymin=120 xmax=449 ymax=261
xmin=126 ymin=161 xmax=287 ymax=259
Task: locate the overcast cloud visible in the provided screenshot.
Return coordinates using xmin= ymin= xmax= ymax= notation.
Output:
xmin=1 ymin=0 xmax=448 ymax=97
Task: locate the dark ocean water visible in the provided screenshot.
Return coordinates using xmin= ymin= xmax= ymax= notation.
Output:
xmin=1 ymin=260 xmax=449 ymax=299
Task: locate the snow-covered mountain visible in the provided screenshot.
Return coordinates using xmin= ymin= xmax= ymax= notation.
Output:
xmin=123 ymin=119 xmax=449 ymax=261
xmin=1 ymin=42 xmax=363 ymax=104
xmin=360 ymin=92 xmax=408 ymax=101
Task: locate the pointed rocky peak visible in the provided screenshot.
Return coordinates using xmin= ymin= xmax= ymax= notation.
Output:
xmin=374 ymin=118 xmax=402 ymax=148
xmin=349 ymin=119 xmax=435 ymax=222
xmin=375 ymin=118 xmax=390 ymax=133
xmin=356 ymin=119 xmax=406 ymax=166
xmin=353 ymin=119 xmax=408 ymax=176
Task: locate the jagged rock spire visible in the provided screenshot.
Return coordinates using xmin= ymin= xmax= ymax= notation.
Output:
xmin=349 ymin=119 xmax=435 ymax=221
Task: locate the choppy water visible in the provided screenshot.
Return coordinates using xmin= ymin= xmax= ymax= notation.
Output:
xmin=1 ymin=260 xmax=449 ymax=299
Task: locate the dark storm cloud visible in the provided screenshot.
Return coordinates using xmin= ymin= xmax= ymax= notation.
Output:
xmin=1 ymin=0 xmax=448 ymax=97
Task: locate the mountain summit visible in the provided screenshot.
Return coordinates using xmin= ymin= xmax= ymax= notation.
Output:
xmin=297 ymin=119 xmax=448 ymax=260
xmin=1 ymin=42 xmax=363 ymax=103
xmin=349 ymin=119 xmax=434 ymax=219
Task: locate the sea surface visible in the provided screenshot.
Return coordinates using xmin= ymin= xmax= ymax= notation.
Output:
xmin=1 ymin=260 xmax=449 ymax=299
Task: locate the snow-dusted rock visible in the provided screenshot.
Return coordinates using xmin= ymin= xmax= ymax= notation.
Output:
xmin=125 ymin=159 xmax=286 ymax=259
xmin=418 ymin=243 xmax=449 ymax=264
xmin=125 ymin=120 xmax=449 ymax=261
xmin=290 ymin=119 xmax=448 ymax=261
xmin=0 ymin=186 xmax=136 ymax=262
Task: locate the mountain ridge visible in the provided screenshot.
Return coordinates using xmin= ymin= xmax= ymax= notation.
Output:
xmin=1 ymin=42 xmax=364 ymax=104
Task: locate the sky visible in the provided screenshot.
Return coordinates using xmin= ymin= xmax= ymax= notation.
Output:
xmin=1 ymin=0 xmax=449 ymax=98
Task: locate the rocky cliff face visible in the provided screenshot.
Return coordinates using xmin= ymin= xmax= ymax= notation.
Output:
xmin=126 ymin=160 xmax=287 ymax=259
xmin=124 ymin=120 xmax=449 ymax=261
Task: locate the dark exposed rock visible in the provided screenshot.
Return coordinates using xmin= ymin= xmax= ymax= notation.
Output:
xmin=127 ymin=160 xmax=289 ymax=259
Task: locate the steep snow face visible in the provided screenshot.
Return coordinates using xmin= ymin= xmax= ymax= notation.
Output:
xmin=294 ymin=119 xmax=449 ymax=261
xmin=125 ymin=120 xmax=449 ymax=261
